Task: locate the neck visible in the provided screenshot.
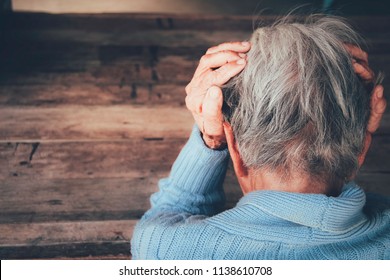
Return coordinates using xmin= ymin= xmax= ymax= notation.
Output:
xmin=238 ymin=168 xmax=342 ymax=197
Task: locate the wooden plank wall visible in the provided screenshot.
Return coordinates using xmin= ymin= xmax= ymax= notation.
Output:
xmin=0 ymin=13 xmax=389 ymax=259
xmin=1 ymin=0 xmax=12 ymax=12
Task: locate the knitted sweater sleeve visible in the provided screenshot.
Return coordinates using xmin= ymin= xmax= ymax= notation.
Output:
xmin=131 ymin=125 xmax=230 ymax=258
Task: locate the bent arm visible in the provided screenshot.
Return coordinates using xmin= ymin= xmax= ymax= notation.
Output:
xmin=131 ymin=126 xmax=229 ymax=259
xmin=149 ymin=125 xmax=229 ymax=217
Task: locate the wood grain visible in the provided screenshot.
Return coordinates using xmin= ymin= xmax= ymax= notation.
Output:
xmin=0 ymin=220 xmax=133 ymax=259
xmin=0 ymin=105 xmax=193 ymax=141
xmin=0 ymin=220 xmax=135 ymax=246
xmin=0 ymin=174 xmax=242 ymax=223
xmin=0 ymin=83 xmax=187 ymax=106
xmin=0 ymin=161 xmax=388 ymax=225
xmin=1 ymin=136 xmax=389 ymax=177
xmin=2 ymin=13 xmax=390 ymax=33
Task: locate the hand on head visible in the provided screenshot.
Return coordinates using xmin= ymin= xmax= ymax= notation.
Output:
xmin=345 ymin=44 xmax=387 ymax=168
xmin=185 ymin=41 xmax=251 ymax=149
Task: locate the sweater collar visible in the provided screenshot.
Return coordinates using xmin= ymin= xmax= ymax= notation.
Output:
xmin=236 ymin=181 xmax=367 ymax=233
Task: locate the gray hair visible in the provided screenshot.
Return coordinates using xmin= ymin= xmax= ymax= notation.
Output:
xmin=223 ymin=15 xmax=370 ymax=183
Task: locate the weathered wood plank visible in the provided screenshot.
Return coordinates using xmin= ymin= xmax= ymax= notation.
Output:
xmin=0 ymin=220 xmax=135 ymax=246
xmin=0 ymin=105 xmax=193 ymax=141
xmin=0 ymin=0 xmax=11 ymax=12
xmin=0 ymin=174 xmax=240 ymax=224
xmin=5 ymin=29 xmax=249 ymax=49
xmin=0 ymin=142 xmax=388 ymax=224
xmin=0 ymin=83 xmax=187 ymax=106
xmin=1 ymin=171 xmax=389 ymax=260
xmin=355 ymin=173 xmax=390 ymax=196
xmin=0 ymin=139 xmax=187 ymax=180
xmin=359 ymin=135 xmax=390 ymax=172
xmin=0 ymin=56 xmax=197 ymax=87
xmin=1 ymin=170 xmax=386 ymax=225
xmin=2 ymin=13 xmax=390 ymax=33
xmin=1 ymin=135 xmax=389 ymax=179
xmin=0 ymin=83 xmax=388 ymax=135
xmin=1 ymin=29 xmax=387 ymax=63
xmin=0 ymin=243 xmax=131 ymax=259
xmin=2 ymin=245 xmax=130 ymax=259
xmin=0 ymin=177 xmax=162 ymax=223
xmin=1 ymin=39 xmax=388 ymax=80
xmin=0 ymin=220 xmax=133 ymax=259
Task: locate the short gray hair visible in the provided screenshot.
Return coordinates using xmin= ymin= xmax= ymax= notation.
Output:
xmin=223 ymin=15 xmax=370 ymax=183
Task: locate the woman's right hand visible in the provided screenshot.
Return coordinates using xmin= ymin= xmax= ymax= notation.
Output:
xmin=344 ymin=44 xmax=386 ymax=135
xmin=345 ymin=44 xmax=387 ymax=167
xmin=185 ymin=41 xmax=251 ymax=149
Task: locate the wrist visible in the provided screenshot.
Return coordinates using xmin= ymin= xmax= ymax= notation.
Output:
xmin=202 ymin=133 xmax=227 ymax=150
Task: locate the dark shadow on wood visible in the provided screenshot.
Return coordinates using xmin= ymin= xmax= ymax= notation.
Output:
xmin=1 ymin=0 xmax=12 ymax=12
xmin=0 ymin=242 xmax=131 ymax=259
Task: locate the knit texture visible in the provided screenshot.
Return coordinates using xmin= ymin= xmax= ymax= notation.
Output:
xmin=131 ymin=125 xmax=390 ymax=259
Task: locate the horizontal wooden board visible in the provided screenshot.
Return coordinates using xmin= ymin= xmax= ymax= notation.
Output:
xmin=0 ymin=177 xmax=162 ymax=223
xmin=355 ymin=173 xmax=390 ymax=196
xmin=0 ymin=173 xmax=242 ymax=224
xmin=0 ymin=29 xmax=251 ymax=51
xmin=0 ymin=139 xmax=187 ymax=180
xmin=0 ymin=148 xmax=388 ymax=224
xmin=0 ymin=174 xmax=389 ymax=259
xmin=1 ymin=53 xmax=389 ymax=86
xmin=0 ymin=220 xmax=133 ymax=259
xmin=360 ymin=135 xmax=390 ymax=172
xmin=0 ymin=105 xmax=193 ymax=141
xmin=0 ymin=57 xmax=197 ymax=87
xmin=1 ymin=135 xmax=389 ymax=178
xmin=0 ymin=219 xmax=135 ymax=246
xmin=0 ymin=87 xmax=388 ymax=135
xmin=0 ymin=169 xmax=388 ymax=222
xmin=0 ymin=83 xmax=187 ymax=106
xmin=2 ymin=13 xmax=390 ymax=34
xmin=0 ymin=242 xmax=131 ymax=259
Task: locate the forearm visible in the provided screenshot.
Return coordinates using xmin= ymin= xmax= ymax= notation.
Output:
xmin=148 ymin=125 xmax=229 ymax=217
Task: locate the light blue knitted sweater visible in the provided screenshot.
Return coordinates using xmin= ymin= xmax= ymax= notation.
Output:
xmin=131 ymin=126 xmax=390 ymax=259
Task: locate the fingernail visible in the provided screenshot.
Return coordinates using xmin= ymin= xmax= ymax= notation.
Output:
xmin=238 ymin=53 xmax=247 ymax=58
xmin=210 ymin=88 xmax=219 ymax=99
xmin=377 ymin=88 xmax=384 ymax=99
xmin=237 ymin=59 xmax=246 ymax=65
xmin=241 ymin=41 xmax=250 ymax=46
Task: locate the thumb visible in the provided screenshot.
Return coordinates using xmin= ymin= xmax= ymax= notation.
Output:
xmin=203 ymin=86 xmax=224 ymax=123
xmin=367 ymin=85 xmax=386 ymax=134
xmin=202 ymin=86 xmax=225 ymax=137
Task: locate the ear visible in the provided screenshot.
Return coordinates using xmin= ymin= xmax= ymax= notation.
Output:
xmin=358 ymin=132 xmax=372 ymax=168
xmin=223 ymin=122 xmax=248 ymax=177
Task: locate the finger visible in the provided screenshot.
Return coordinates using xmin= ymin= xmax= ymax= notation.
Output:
xmin=206 ymin=58 xmax=247 ymax=86
xmin=344 ymin=44 xmax=369 ymax=66
xmin=353 ymin=62 xmax=374 ymax=82
xmin=185 ymin=92 xmax=203 ymax=114
xmin=367 ymin=85 xmax=387 ymax=134
xmin=206 ymin=41 xmax=251 ymax=55
xmin=195 ymin=50 xmax=243 ymax=76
